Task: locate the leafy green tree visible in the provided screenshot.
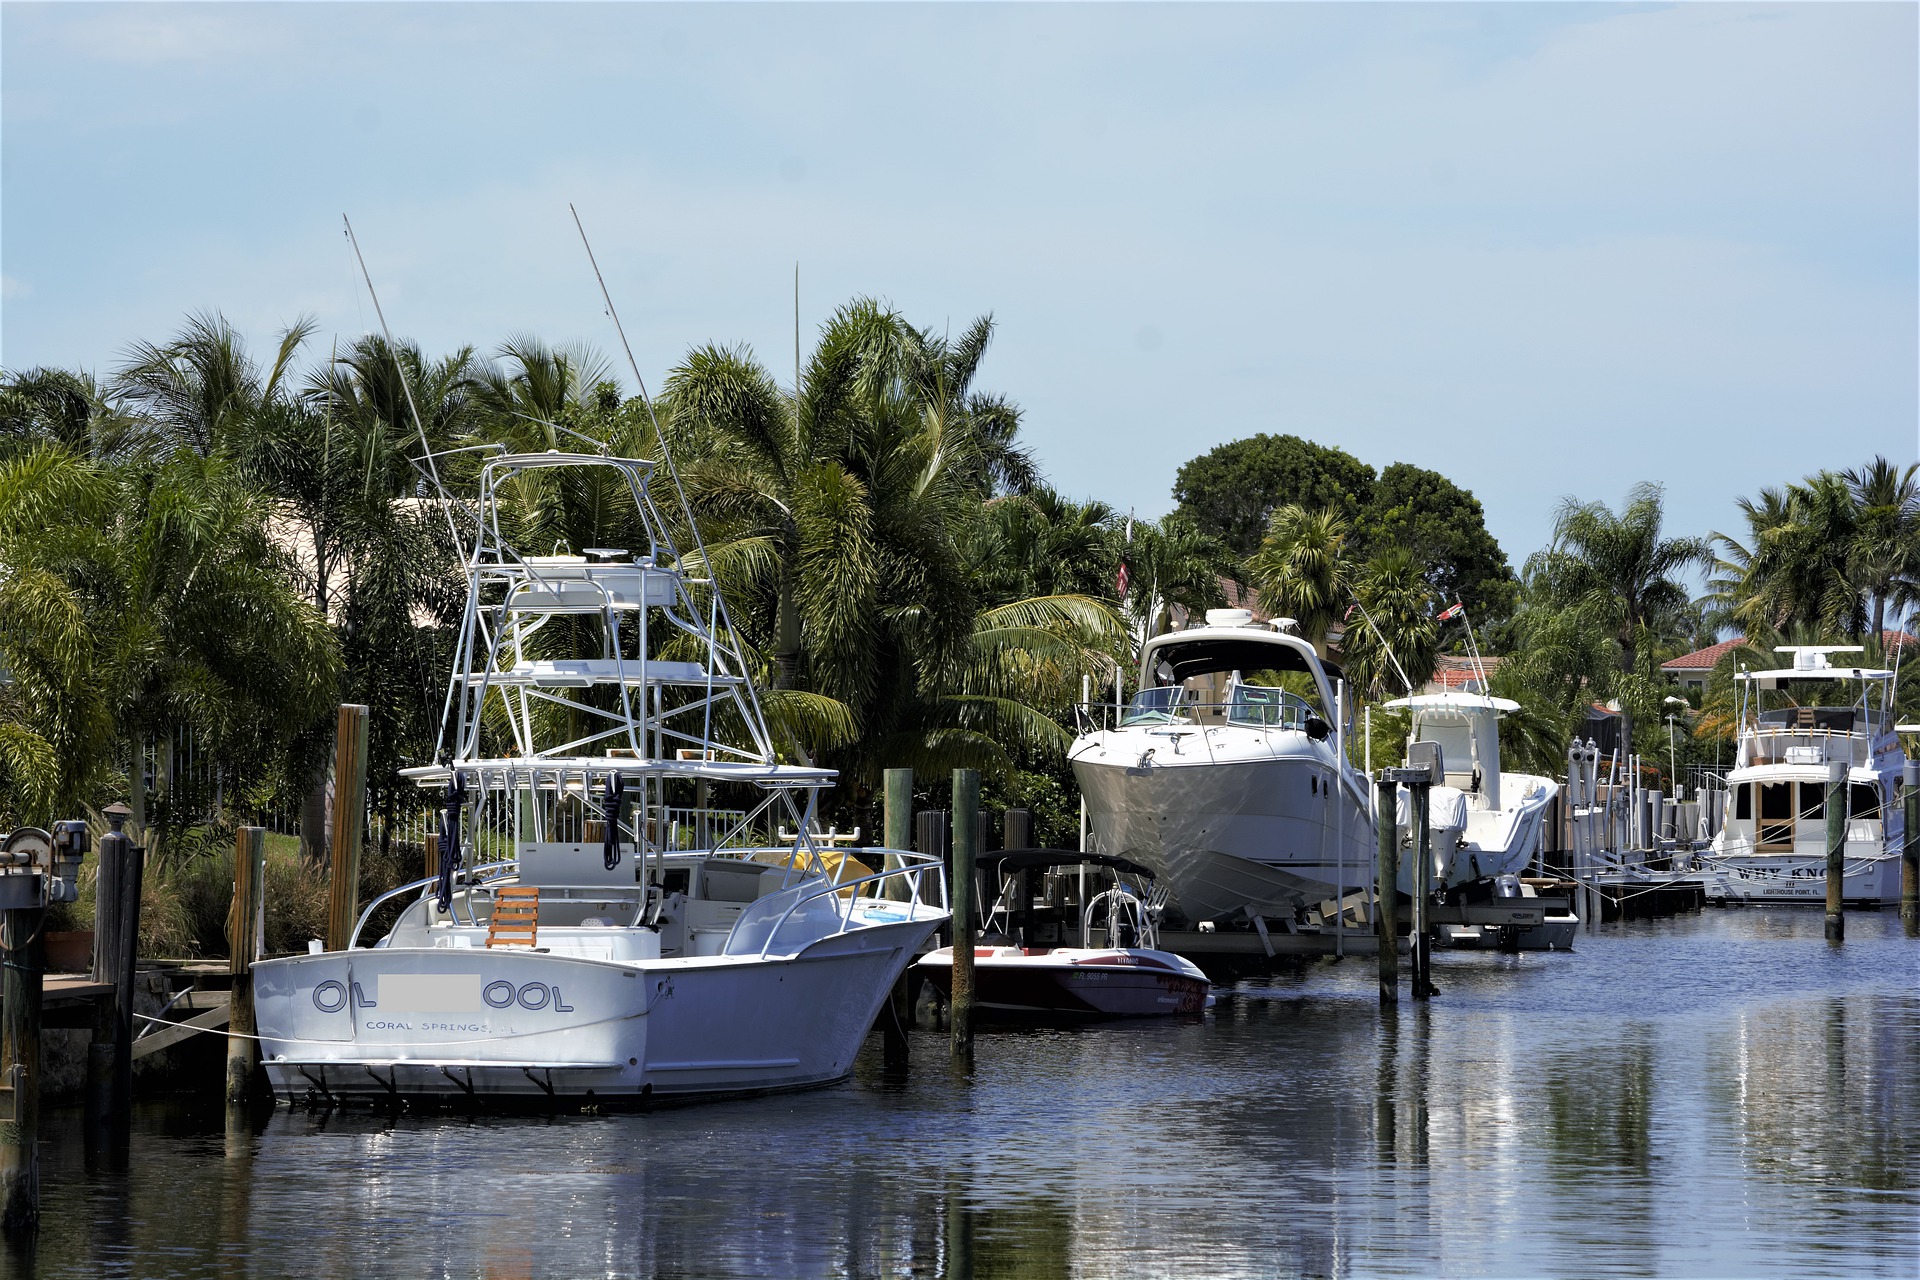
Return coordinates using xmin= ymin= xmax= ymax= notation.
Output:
xmin=1720 ymin=473 xmax=1863 ymax=640
xmin=1172 ymin=434 xmax=1374 ymax=557
xmin=0 ymin=367 xmax=144 ymax=463
xmin=1352 ymin=462 xmax=1516 ymax=623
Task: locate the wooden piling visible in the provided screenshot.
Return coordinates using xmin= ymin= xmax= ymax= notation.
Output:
xmin=87 ymin=805 xmax=142 ymax=1128
xmin=1410 ymin=779 xmax=1435 ymax=1000
xmin=1002 ymin=808 xmax=1032 ymax=851
xmin=1824 ymin=759 xmax=1845 ymax=943
xmin=0 ymin=900 xmax=46 ymax=1235
xmin=883 ymin=768 xmax=913 ymax=903
xmin=1903 ymin=762 xmax=1918 ymax=936
xmin=1375 ymin=776 xmax=1398 ymax=1006
xmin=424 ymin=832 xmax=440 ymax=884
xmin=950 ymin=769 xmax=979 ymax=1060
xmin=226 ymin=826 xmax=266 ymax=1104
xmin=880 ymin=769 xmax=915 ymax=1069
xmin=326 ymin=704 xmax=371 ymax=952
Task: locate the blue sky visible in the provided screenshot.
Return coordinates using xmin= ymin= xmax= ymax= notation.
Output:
xmin=3 ymin=2 xmax=1914 ymax=567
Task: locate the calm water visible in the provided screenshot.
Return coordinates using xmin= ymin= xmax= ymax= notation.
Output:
xmin=8 ymin=909 xmax=1917 ymax=1279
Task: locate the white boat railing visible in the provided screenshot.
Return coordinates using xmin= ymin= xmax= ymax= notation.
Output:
xmin=726 ymin=854 xmax=950 ymax=959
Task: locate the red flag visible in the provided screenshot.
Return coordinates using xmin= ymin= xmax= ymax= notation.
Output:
xmin=1117 ymin=561 xmax=1130 ymax=599
xmin=1437 ymin=601 xmax=1465 ymax=622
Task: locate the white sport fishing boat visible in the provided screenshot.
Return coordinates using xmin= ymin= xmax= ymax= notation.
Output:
xmin=1384 ymin=692 xmax=1559 ymax=890
xmin=1675 ymin=646 xmax=1906 ymax=905
xmin=1068 ymin=610 xmax=1373 ymax=924
xmin=253 ymin=451 xmax=948 ymax=1106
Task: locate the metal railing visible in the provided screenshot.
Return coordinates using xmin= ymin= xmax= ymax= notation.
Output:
xmin=1073 ymin=694 xmax=1315 ymax=735
xmin=727 ymin=853 xmax=949 ymax=959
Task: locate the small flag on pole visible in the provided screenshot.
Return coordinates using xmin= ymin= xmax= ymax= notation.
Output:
xmin=1437 ymin=601 xmax=1465 ymax=622
xmin=1117 ymin=561 xmax=1130 ymax=599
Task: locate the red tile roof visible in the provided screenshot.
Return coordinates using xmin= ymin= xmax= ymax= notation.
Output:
xmin=1662 ymin=638 xmax=1742 ymax=672
xmin=1665 ymin=632 xmax=1918 ymax=672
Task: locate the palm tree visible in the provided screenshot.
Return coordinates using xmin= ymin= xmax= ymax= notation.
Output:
xmin=1723 ymin=473 xmax=1864 ymax=639
xmin=1246 ymin=505 xmax=1353 ymax=652
xmin=1342 ymin=547 xmax=1437 ymax=701
xmin=1843 ymin=456 xmax=1919 ymax=640
xmin=661 ymin=299 xmax=1123 ymax=788
xmin=1526 ymin=483 xmax=1709 ymax=681
xmin=1122 ymin=514 xmax=1238 ymax=639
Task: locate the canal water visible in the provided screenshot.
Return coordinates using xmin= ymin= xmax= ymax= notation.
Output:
xmin=8 ymin=908 xmax=1917 ymax=1279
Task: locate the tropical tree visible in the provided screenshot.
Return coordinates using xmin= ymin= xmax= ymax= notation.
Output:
xmin=1172 ymin=433 xmax=1374 ymax=557
xmin=661 ymin=299 xmax=1121 ymax=790
xmin=1120 ymin=514 xmax=1239 ymax=639
xmin=1342 ymin=547 xmax=1438 ymax=701
xmin=1246 ymin=505 xmax=1355 ymax=652
xmin=1842 ymin=456 xmax=1919 ymax=640
xmin=1525 ymin=483 xmax=1709 ymax=682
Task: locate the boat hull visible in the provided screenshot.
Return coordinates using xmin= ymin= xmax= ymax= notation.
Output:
xmin=1071 ymin=750 xmax=1373 ymax=921
xmin=918 ymin=949 xmax=1210 ymax=1018
xmin=1678 ymin=852 xmax=1903 ymax=906
xmin=255 ymin=916 xmax=940 ymax=1104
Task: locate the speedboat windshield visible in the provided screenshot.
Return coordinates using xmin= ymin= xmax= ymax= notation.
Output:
xmin=1226 ymin=684 xmax=1311 ymax=729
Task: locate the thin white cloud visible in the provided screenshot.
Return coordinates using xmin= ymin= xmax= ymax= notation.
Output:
xmin=0 ymin=275 xmax=30 ymax=300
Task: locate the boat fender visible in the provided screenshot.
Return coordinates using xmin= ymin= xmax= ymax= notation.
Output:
xmin=604 ymin=773 xmax=625 ymax=871
xmin=435 ymin=778 xmax=467 ymax=914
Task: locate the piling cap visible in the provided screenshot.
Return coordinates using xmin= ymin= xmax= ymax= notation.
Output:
xmin=103 ymin=801 xmax=131 ymax=832
xmin=1907 ymin=762 xmax=1920 ymax=786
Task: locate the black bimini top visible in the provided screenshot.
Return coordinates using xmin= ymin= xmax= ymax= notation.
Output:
xmin=1147 ymin=634 xmax=1343 ymax=686
xmin=979 ymin=849 xmax=1157 ymax=879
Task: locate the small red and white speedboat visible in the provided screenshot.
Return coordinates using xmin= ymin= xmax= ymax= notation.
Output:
xmin=918 ymin=853 xmax=1212 ymax=1019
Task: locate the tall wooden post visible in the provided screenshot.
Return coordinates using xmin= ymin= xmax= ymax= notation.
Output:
xmin=883 ymin=768 xmax=913 ymax=903
xmin=1375 ymin=776 xmax=1398 ymax=1006
xmin=879 ymin=768 xmax=915 ymax=1069
xmin=1824 ymin=759 xmax=1846 ymax=943
xmin=1902 ymin=762 xmax=1918 ymax=936
xmin=326 ymin=705 xmax=371 ymax=952
xmin=950 ymin=769 xmax=979 ymax=1061
xmin=87 ymin=804 xmax=142 ymax=1128
xmin=226 ymin=827 xmax=267 ymax=1103
xmin=1 ymin=898 xmax=46 ymax=1234
xmin=1411 ymin=778 xmax=1436 ymax=999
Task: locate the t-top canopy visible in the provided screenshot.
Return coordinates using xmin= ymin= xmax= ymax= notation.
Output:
xmin=1383 ymin=692 xmax=1520 ymax=715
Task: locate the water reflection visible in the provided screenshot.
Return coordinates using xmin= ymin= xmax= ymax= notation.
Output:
xmin=10 ymin=910 xmax=1919 ymax=1279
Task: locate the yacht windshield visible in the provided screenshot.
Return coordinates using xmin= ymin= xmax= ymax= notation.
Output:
xmin=1121 ymin=686 xmax=1185 ymax=725
xmin=1226 ymin=685 xmax=1311 ymax=729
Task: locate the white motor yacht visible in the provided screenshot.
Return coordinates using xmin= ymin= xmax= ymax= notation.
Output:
xmin=253 ymin=451 xmax=948 ymax=1106
xmin=1068 ymin=611 xmax=1373 ymax=924
xmin=1383 ymin=692 xmax=1559 ymax=892
xmin=1677 ymin=646 xmax=1906 ymax=905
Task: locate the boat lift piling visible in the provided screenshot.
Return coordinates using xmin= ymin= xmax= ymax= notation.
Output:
xmin=325 ymin=705 xmax=370 ymax=953
xmin=1904 ymin=762 xmax=1919 ymax=935
xmin=225 ymin=827 xmax=266 ymax=1103
xmin=1825 ymin=759 xmax=1846 ymax=943
xmin=86 ymin=804 xmax=142 ymax=1132
xmin=1374 ymin=775 xmax=1399 ymax=1006
xmin=950 ymin=770 xmax=979 ymax=1062
xmin=0 ymin=888 xmax=46 ymax=1235
xmin=881 ymin=769 xmax=914 ymax=1069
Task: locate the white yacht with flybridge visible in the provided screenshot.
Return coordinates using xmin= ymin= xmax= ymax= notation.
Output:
xmin=1674 ymin=646 xmax=1906 ymax=905
xmin=1068 ymin=609 xmax=1374 ymax=925
xmin=251 ymin=448 xmax=948 ymax=1106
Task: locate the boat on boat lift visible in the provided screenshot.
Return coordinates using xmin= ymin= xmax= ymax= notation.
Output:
xmin=1670 ymin=646 xmax=1906 ymax=905
xmin=252 ymin=450 xmax=949 ymax=1106
xmin=916 ymin=851 xmax=1212 ymax=1018
xmin=1382 ymin=690 xmax=1560 ymax=892
xmin=1068 ymin=610 xmax=1374 ymax=926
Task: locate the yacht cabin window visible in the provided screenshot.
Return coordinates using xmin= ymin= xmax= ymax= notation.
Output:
xmin=1850 ymin=783 xmax=1881 ymax=820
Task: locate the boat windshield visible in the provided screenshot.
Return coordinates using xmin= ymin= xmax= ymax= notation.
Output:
xmin=1120 ymin=686 xmax=1185 ymax=725
xmin=1226 ymin=685 xmax=1311 ymax=729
